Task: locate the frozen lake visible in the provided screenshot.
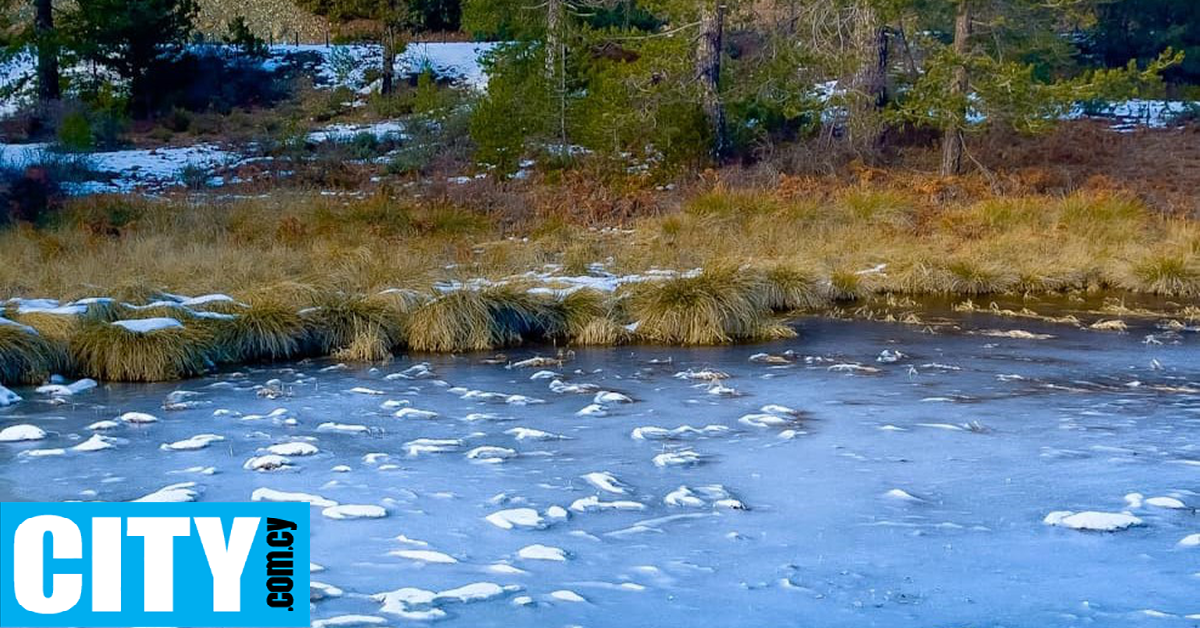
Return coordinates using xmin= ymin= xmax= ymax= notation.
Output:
xmin=1 ymin=316 xmax=1198 ymax=626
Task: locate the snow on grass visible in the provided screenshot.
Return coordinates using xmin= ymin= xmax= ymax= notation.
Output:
xmin=112 ymin=318 xmax=185 ymax=333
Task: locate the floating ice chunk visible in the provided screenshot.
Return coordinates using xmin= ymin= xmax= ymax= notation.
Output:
xmin=665 ymin=485 xmax=746 ymax=510
xmin=380 ymin=399 xmax=410 ymax=410
xmin=545 ymin=505 xmax=569 ymax=520
xmin=827 ymin=363 xmax=881 ymax=374
xmin=266 ymin=442 xmax=320 ymax=456
xmin=0 ymin=384 xmax=20 ymax=406
xmin=749 ymin=351 xmax=796 ymax=365
xmin=704 ymin=382 xmax=739 ymax=396
xmin=0 ymin=424 xmax=47 ymax=442
xmin=529 ymin=370 xmax=560 ymax=380
xmin=582 ymin=471 xmax=629 ymax=494
xmin=674 ymin=368 xmax=730 ymax=380
xmin=71 ymin=434 xmax=116 ymax=452
xmin=250 ymin=487 xmax=336 ymax=508
xmin=1043 ymin=511 xmax=1144 ymax=531
xmin=653 ymin=449 xmax=704 ymax=467
xmin=884 ymin=488 xmax=925 ymax=503
xmin=318 ymin=422 xmax=369 ymax=433
xmin=509 ymin=356 xmax=561 ymax=369
xmin=504 ymin=394 xmax=544 ymax=406
xmin=549 ymin=590 xmax=586 ymax=603
xmin=877 ymin=349 xmax=905 ymax=363
xmin=372 ymin=587 xmax=444 ymax=620
xmin=594 ymin=391 xmax=633 ymax=404
xmin=394 ymin=408 xmax=439 ymax=420
xmin=549 ymin=379 xmax=600 ymax=394
xmin=576 ymin=404 xmax=608 ymax=417
xmin=86 ymin=420 xmax=119 ymax=431
xmin=112 ymin=317 xmax=183 ymax=333
xmin=465 ymin=446 xmax=518 ymax=463
xmin=738 ymin=413 xmax=791 ymax=428
xmin=404 ymin=438 xmax=462 ymax=456
xmin=518 ymin=544 xmax=567 ymax=561
xmin=488 ymin=563 xmax=528 ymax=575
xmin=630 ymin=424 xmax=730 ymax=440
xmin=1146 ymin=496 xmax=1187 ymax=509
xmin=975 ymin=329 xmax=1055 ymax=340
xmin=506 ymin=427 xmax=567 ymax=441
xmin=512 ymin=595 xmax=534 ymax=606
xmin=664 ymin=486 xmax=705 ymax=508
xmin=390 ymin=549 xmax=458 ymax=564
xmin=348 ymin=387 xmax=385 ymax=395
xmin=36 ymin=378 xmax=97 ymax=396
xmin=394 ymin=534 xmax=430 ymax=546
xmin=312 ymin=615 xmax=388 ymax=628
xmin=331 ymin=464 xmax=351 ymax=472
xmin=133 ymin=482 xmax=198 ymax=502
xmin=243 ymin=454 xmax=292 ymax=472
xmin=387 ymin=362 xmax=436 ymax=380
xmin=485 ymin=508 xmax=546 ymax=530
xmin=20 ymin=448 xmax=65 ymax=457
xmin=322 ymin=504 xmax=387 ymax=520
xmin=242 ymin=408 xmax=291 ymax=422
xmin=162 ymin=434 xmax=224 ymax=451
xmin=569 ymin=495 xmax=646 ymax=513
xmin=119 ymin=411 xmax=159 ymax=424
xmin=434 ymin=582 xmax=521 ymax=604
xmin=1177 ymin=534 xmax=1200 ymax=547
xmin=311 ymin=581 xmax=344 ymax=600
xmin=760 ymin=404 xmax=799 ymax=416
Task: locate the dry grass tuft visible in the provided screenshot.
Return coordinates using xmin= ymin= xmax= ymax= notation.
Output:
xmin=627 ymin=266 xmax=791 ymax=345
xmin=0 ymin=324 xmax=64 ymax=384
xmin=69 ymin=321 xmax=213 ymax=382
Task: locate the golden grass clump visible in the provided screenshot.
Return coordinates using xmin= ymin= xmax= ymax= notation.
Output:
xmin=828 ymin=269 xmax=872 ymax=301
xmin=69 ymin=320 xmax=213 ymax=382
xmin=306 ymin=293 xmax=404 ymax=356
xmin=1124 ymin=254 xmax=1200 ymax=296
xmin=558 ymin=288 xmax=630 ymax=345
xmin=0 ymin=323 xmax=63 ymax=384
xmin=331 ymin=325 xmax=394 ymax=362
xmin=758 ymin=264 xmax=828 ymax=311
xmin=211 ymin=300 xmax=311 ymax=362
xmin=627 ymin=266 xmax=792 ymax=345
xmin=944 ymin=259 xmax=1019 ymax=295
xmin=406 ymin=285 xmax=561 ymax=352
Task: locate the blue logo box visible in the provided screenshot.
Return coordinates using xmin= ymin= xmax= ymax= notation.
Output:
xmin=0 ymin=502 xmax=310 ymax=627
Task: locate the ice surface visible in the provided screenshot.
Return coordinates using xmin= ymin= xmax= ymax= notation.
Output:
xmin=1 ymin=318 xmax=1198 ymax=626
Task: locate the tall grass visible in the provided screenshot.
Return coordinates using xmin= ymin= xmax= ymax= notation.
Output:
xmin=69 ymin=321 xmax=213 ymax=382
xmin=405 ymin=286 xmax=560 ymax=352
xmin=0 ymin=324 xmax=63 ymax=384
xmin=627 ymin=266 xmax=794 ymax=345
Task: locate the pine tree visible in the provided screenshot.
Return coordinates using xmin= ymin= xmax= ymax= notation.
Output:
xmin=887 ymin=0 xmax=1181 ymax=175
xmin=34 ymin=0 xmax=59 ymax=104
xmin=63 ymin=0 xmax=199 ymax=117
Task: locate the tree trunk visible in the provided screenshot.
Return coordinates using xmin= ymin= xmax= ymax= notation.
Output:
xmin=697 ymin=2 xmax=727 ymax=161
xmin=546 ymin=0 xmax=568 ymax=155
xmin=546 ymin=0 xmax=562 ymax=78
xmin=34 ymin=0 xmax=60 ymax=104
xmin=940 ymin=0 xmax=971 ymax=176
xmin=381 ymin=25 xmax=397 ymax=96
xmin=849 ymin=1 xmax=888 ymax=153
